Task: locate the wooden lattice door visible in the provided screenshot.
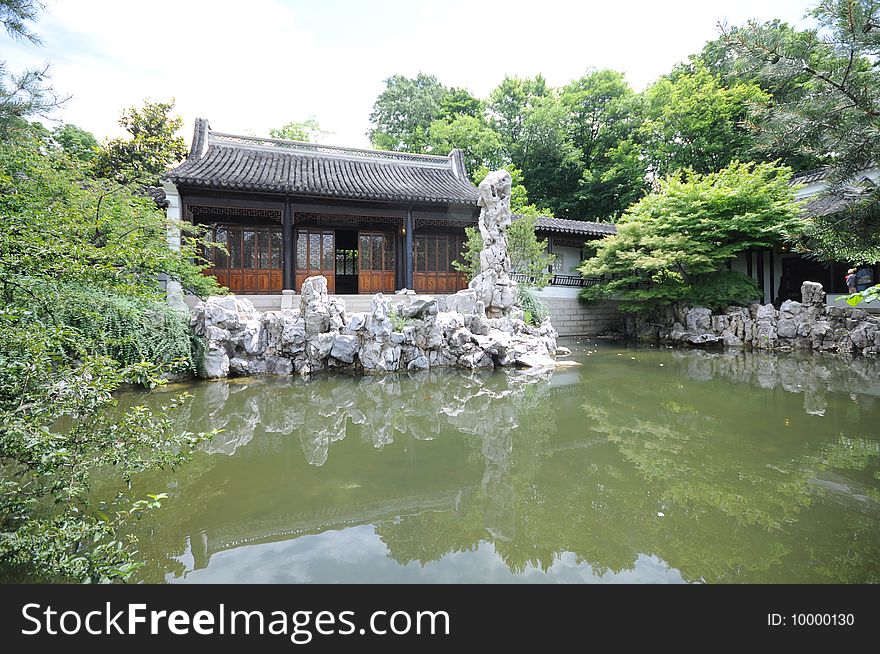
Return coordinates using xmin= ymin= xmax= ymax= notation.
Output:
xmin=296 ymin=228 xmax=335 ymax=293
xmin=358 ymin=231 xmax=396 ymax=293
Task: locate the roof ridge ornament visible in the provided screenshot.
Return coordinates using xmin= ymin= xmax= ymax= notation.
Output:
xmin=188 ymin=117 xmax=211 ymax=161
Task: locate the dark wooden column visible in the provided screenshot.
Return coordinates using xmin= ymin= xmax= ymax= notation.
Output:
xmin=768 ymin=247 xmax=775 ymax=304
xmin=395 ymin=226 xmax=404 ymax=290
xmin=282 ymin=197 xmax=294 ymax=290
xmin=404 ymin=207 xmax=414 ymax=289
xmin=756 ymin=248 xmax=765 ymax=303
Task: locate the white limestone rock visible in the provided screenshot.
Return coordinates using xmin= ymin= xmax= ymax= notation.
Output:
xmin=265 ymin=355 xmax=293 ymax=376
xmin=850 ymin=322 xmax=877 ymax=349
xmin=458 ymin=349 xmax=494 ymax=369
xmin=300 ymin=276 xmax=332 ymax=337
xmin=241 ymin=319 xmax=265 ymax=355
xmin=685 ymin=307 xmax=713 ymax=334
xmin=202 ymin=343 xmax=230 ymax=378
xmin=235 ymin=298 xmax=259 ymax=322
xmin=467 ymin=170 xmax=519 ymax=319
xmin=230 ymin=356 xmax=266 ymax=376
xmin=401 ymin=297 xmax=438 ymax=319
xmin=191 ymin=295 xmax=241 ymax=334
xmin=205 ymin=325 xmax=230 ymax=343
xmin=777 ymin=318 xmax=798 ymax=339
xmin=448 ymin=327 xmax=476 ymax=353
xmin=369 ymin=294 xmax=393 ymax=338
xmin=330 ymin=334 xmax=359 ymax=364
xmin=328 ymin=297 xmax=347 ymax=332
xmin=280 ymin=316 xmax=306 ymax=355
xmin=754 ymin=303 xmax=778 ymax=349
xmin=344 ymin=312 xmax=368 ymax=334
xmin=447 ymin=289 xmax=478 ymax=315
xmin=514 ymin=351 xmax=557 ymax=370
xmin=801 ymin=281 xmax=825 ymax=307
xmin=407 ymin=355 xmax=430 ymax=370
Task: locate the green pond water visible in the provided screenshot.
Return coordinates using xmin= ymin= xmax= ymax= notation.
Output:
xmin=116 ymin=340 xmax=880 ymax=583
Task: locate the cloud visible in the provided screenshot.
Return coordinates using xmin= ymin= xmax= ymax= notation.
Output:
xmin=3 ymin=0 xmax=811 ymax=148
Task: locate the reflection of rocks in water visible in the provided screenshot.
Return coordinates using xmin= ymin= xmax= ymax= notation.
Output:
xmin=183 ymin=366 xmax=557 ymax=546
xmin=673 ymin=349 xmax=880 ymax=416
xmin=182 ymin=368 xmax=556 ymax=467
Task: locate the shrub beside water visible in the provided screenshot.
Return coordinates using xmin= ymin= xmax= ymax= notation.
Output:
xmin=518 ymin=285 xmax=549 ymax=326
xmin=54 ymin=285 xmax=199 ymax=375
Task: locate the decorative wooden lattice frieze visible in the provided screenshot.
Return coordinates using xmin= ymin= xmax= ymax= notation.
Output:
xmin=294 ymin=213 xmax=402 ymax=227
xmin=552 ymin=238 xmax=586 ymax=249
xmin=187 ymin=205 xmax=283 ymax=222
xmin=414 ymin=218 xmax=476 ymax=229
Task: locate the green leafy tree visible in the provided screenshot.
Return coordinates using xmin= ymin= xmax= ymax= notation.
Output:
xmin=721 ymin=0 xmax=880 ymax=264
xmin=517 ymin=96 xmax=584 ymax=217
xmin=93 ymin=99 xmax=188 ymax=185
xmin=1 ymin=0 xmax=41 ymax=42
xmin=52 ymin=122 xmax=98 ymax=161
xmin=516 ymin=71 xmax=647 ymax=220
xmin=792 ymin=182 xmax=880 ymax=264
xmin=721 ymin=0 xmax=880 ymax=188
xmin=580 ymin=161 xmax=803 ymax=311
xmin=426 ymin=114 xmax=505 ymax=173
xmin=438 ymin=86 xmax=483 ymax=121
xmin=487 ymin=74 xmax=549 ymax=161
xmin=556 ymin=70 xmax=647 ymax=219
xmin=0 ymin=130 xmax=219 ymax=582
xmin=639 ymin=64 xmax=769 ymax=178
xmin=269 ymin=117 xmax=331 ymax=142
xmin=0 ymin=1 xmax=67 ymax=139
xmin=368 ymin=73 xmax=448 ymax=152
xmin=690 ymin=23 xmax=827 ymax=173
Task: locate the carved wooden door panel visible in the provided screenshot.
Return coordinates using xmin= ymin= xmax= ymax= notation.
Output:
xmin=358 ymin=231 xmax=396 ymax=293
xmin=413 ymin=233 xmax=466 ymax=294
xmin=295 ymin=228 xmax=335 ymax=293
xmin=204 ymin=225 xmax=282 ymax=294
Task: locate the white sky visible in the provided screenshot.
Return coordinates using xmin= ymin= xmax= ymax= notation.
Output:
xmin=4 ymin=0 xmax=814 ymax=149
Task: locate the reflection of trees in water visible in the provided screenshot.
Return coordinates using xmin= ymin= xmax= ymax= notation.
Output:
xmin=378 ymin=349 xmax=880 ymax=582
xmin=573 ymin=348 xmax=880 ymax=582
xmin=119 ymin=348 xmax=879 ymax=583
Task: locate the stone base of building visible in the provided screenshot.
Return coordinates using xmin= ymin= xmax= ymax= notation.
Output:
xmin=539 ymin=297 xmax=623 ymax=337
xmin=186 ymin=291 xmax=624 ymax=338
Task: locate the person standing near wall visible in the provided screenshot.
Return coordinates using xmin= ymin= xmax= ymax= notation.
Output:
xmin=845 ymin=268 xmax=858 ymax=293
xmin=854 ymin=265 xmax=875 ymax=292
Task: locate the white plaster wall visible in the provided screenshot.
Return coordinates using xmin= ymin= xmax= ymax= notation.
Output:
xmin=551 ymin=245 xmax=583 ymax=275
xmin=161 ymin=181 xmax=188 ymax=312
xmin=729 ymin=250 xmax=782 ymax=304
xmin=536 ymin=286 xmax=581 ymax=299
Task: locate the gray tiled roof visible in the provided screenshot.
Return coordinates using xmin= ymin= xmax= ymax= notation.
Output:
xmin=801 ymin=184 xmax=876 ymax=218
xmin=167 ymin=118 xmax=480 ymax=206
xmin=517 ymin=214 xmax=616 ymax=237
xmin=791 ymin=167 xmax=831 ymax=185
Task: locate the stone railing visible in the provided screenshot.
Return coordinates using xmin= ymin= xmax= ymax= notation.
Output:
xmin=510 ymin=272 xmax=602 ymax=287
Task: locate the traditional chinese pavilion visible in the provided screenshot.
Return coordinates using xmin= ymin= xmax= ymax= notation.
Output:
xmin=163 ymin=119 xmax=616 ymax=298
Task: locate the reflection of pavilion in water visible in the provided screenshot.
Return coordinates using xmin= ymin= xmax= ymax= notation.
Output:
xmin=178 ymin=367 xmax=580 ymax=571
